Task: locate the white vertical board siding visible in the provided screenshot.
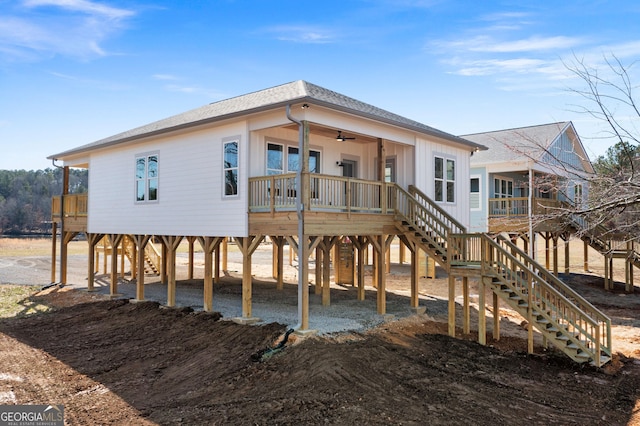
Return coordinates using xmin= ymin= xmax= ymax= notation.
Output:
xmin=88 ymin=122 xmax=249 ymax=237
xmin=414 ymin=137 xmax=471 ymax=230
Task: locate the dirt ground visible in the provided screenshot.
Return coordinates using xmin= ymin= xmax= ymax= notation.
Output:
xmin=1 ymin=238 xmax=640 ymax=425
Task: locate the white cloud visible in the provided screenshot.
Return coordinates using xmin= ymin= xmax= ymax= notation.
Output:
xmin=262 ymin=25 xmax=338 ymax=44
xmin=0 ymin=0 xmax=136 ymax=62
xmin=23 ymin=0 xmax=135 ymax=20
xmin=152 ymin=74 xmax=180 ymax=81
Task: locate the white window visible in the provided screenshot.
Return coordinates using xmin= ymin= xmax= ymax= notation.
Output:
xmin=224 ymin=140 xmax=239 ymax=196
xmin=135 ymin=153 xmax=158 ymax=203
xmin=494 ymin=177 xmax=513 ymax=198
xmin=435 ymin=156 xmax=455 ymax=203
xmin=470 ymin=176 xmax=480 ymax=210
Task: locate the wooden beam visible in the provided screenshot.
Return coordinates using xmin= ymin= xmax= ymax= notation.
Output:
xmin=492 ymin=291 xmax=500 ymax=341
xmin=235 ymin=235 xmax=264 ymax=320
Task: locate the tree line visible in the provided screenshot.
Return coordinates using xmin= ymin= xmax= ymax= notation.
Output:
xmin=0 ymin=168 xmax=88 ymax=235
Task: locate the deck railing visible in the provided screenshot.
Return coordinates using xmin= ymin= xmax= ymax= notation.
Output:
xmin=248 ymin=173 xmax=386 ymax=214
xmin=488 ymin=197 xmax=562 ymax=218
xmin=52 ymin=194 xmax=88 ymax=219
xmin=448 ymin=232 xmax=611 ymax=366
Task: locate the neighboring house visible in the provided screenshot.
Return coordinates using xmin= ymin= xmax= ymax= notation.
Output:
xmin=48 ymin=85 xmax=613 ymax=366
xmin=462 ymin=122 xmax=594 ymax=235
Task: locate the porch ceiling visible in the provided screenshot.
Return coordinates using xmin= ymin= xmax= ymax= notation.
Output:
xmin=282 ymin=123 xmax=380 ymax=145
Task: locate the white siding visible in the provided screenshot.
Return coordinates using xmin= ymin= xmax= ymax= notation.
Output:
xmin=88 ymin=122 xmax=249 ymax=237
xmin=414 ymin=137 xmax=471 ymax=230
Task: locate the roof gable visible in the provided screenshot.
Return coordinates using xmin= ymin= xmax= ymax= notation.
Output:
xmin=464 ymin=121 xmax=594 ymax=174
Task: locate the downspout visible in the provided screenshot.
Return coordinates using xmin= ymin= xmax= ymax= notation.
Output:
xmin=286 ymin=104 xmax=305 ymax=329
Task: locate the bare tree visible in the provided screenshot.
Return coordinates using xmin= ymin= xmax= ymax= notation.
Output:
xmin=566 ymin=55 xmax=640 ymax=238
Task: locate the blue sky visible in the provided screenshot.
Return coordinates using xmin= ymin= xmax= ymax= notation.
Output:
xmin=2 ymin=0 xmax=640 ymax=170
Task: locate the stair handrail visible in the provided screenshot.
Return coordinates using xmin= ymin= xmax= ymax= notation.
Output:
xmin=389 ymin=184 xmax=454 ymax=266
xmin=494 ymin=234 xmax=611 ymax=325
xmin=483 ymin=234 xmax=611 ymax=366
xmin=408 ymin=185 xmax=466 ymax=234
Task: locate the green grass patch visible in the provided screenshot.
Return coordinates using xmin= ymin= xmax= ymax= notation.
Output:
xmin=0 ymin=285 xmax=51 ymax=318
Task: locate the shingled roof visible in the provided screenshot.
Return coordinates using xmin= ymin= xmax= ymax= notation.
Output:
xmin=49 ymin=80 xmax=484 ymax=159
xmin=463 ymin=122 xmax=573 ymax=165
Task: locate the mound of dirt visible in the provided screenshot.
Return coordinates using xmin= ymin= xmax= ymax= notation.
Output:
xmin=1 ymin=295 xmax=639 ymax=425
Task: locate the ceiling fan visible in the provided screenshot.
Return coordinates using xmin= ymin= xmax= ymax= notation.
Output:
xmin=336 ymin=131 xmax=356 ymax=142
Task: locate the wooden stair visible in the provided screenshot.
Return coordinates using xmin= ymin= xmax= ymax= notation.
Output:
xmin=388 ymin=185 xmax=612 ymax=367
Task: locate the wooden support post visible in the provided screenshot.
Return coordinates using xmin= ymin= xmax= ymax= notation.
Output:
xmin=385 ymin=237 xmax=391 ymax=274
xmin=448 ymin=274 xmax=456 ymax=337
xmin=222 ymin=237 xmax=228 ymax=271
xmin=131 ymin=235 xmax=151 ymax=301
xmin=604 ymin=254 xmax=610 ymax=290
xmin=271 ymin=236 xmax=284 ymax=290
xmin=86 ymin=233 xmax=104 ymax=292
xmin=372 ymin=247 xmax=378 ymax=288
xmin=492 ymin=292 xmax=500 ymax=341
xmin=552 ymin=235 xmax=559 ymax=277
xmin=545 ymin=233 xmax=550 ymax=270
xmin=161 ymin=235 xmax=183 ymax=307
xmin=315 ymin=246 xmax=323 ymax=295
xmin=235 ymin=235 xmax=264 ymax=321
xmin=199 ymin=236 xmax=222 ymax=312
xmin=102 ymin=237 xmax=108 ymax=274
xmin=214 ymin=242 xmax=220 ymax=284
xmin=108 ymin=234 xmax=123 ymax=296
xmin=187 ymin=236 xmax=196 ymax=280
xmin=608 ymin=256 xmax=614 ymax=290
xmin=374 ymin=235 xmax=388 ymax=315
xmin=564 ymin=237 xmax=570 ymax=274
xmin=120 ymin=239 xmax=125 ymax=279
xmin=478 ymin=277 xmax=487 ymax=345
xmin=410 ymin=242 xmax=418 ymax=309
xmin=322 ymin=237 xmax=332 ymax=306
xmin=399 ymin=239 xmax=405 ymax=265
xmin=583 ymin=239 xmax=589 ymax=272
xmin=50 ymin=222 xmax=57 ymax=283
xmin=462 ymin=276 xmax=470 ymax=334
xmin=353 ymin=236 xmax=367 ymax=301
